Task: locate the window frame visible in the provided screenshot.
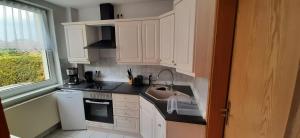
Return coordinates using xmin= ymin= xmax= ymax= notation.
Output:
xmin=0 ymin=1 xmax=63 ymax=99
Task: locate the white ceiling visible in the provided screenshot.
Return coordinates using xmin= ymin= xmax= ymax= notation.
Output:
xmin=45 ymin=0 xmax=171 ymax=8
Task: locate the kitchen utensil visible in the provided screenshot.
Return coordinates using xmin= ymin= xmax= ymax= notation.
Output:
xmin=133 ymin=75 xmax=144 ymax=86
xmin=84 ymin=71 xmax=94 ymax=83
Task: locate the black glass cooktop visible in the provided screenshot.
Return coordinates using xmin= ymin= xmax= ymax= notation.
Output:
xmin=63 ymin=81 xmax=123 ymax=91
xmin=85 ymin=81 xmax=123 ymax=91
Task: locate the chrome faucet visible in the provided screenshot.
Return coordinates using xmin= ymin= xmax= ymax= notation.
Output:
xmin=157 ymin=69 xmax=174 ymax=91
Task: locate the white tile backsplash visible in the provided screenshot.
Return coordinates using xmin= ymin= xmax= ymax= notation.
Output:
xmin=84 ymin=56 xmax=193 ymax=84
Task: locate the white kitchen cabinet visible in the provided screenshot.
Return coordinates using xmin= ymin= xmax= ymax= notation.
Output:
xmin=64 ymin=25 xmax=98 ymax=64
xmin=112 ymin=94 xmax=140 ymax=133
xmin=140 ymin=97 xmax=167 ymax=138
xmin=159 ymin=13 xmax=175 ymax=67
xmin=142 ymin=20 xmax=160 ymax=64
xmin=116 ymin=19 xmax=160 ymax=65
xmin=114 ymin=116 xmax=140 ymax=133
xmin=174 ymin=0 xmax=197 ymax=76
xmin=155 ymin=109 xmax=166 ymax=138
xmin=140 ymin=97 xmax=155 ymax=138
xmin=116 ymin=21 xmax=143 ymax=64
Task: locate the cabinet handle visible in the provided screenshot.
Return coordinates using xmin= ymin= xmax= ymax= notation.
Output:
xmin=85 ymin=100 xmax=110 ymax=105
xmin=158 ymin=124 xmax=161 ymax=127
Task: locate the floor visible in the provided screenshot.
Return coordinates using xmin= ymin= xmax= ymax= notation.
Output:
xmin=44 ymin=128 xmax=140 ymax=138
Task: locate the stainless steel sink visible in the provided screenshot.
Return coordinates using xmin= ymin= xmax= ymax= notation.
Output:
xmin=145 ymin=85 xmax=188 ymax=101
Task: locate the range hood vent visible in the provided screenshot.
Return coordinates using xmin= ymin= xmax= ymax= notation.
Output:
xmin=85 ymin=3 xmax=115 ymax=49
xmin=84 ymin=40 xmax=116 ymax=49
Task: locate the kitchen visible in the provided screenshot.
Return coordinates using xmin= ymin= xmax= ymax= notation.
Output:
xmin=1 ymin=0 xmax=209 ymax=138
xmin=56 ymin=0 xmax=207 ymax=138
xmin=1 ymin=0 xmax=299 ymax=138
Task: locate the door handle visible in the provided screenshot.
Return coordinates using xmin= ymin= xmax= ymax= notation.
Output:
xmin=85 ymin=100 xmax=110 ymax=105
xmin=221 ymin=101 xmax=231 ymax=125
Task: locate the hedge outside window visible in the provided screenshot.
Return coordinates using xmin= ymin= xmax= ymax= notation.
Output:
xmin=0 ymin=1 xmax=58 ymax=99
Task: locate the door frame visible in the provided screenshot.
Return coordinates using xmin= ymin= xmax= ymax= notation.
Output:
xmin=206 ymin=0 xmax=238 ymax=137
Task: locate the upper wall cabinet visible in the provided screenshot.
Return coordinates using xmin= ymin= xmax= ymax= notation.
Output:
xmin=174 ymin=0 xmax=197 ymax=76
xmin=159 ymin=12 xmax=175 ymax=67
xmin=64 ymin=24 xmax=98 ymax=64
xmin=116 ymin=19 xmax=160 ymax=65
xmin=142 ymin=20 xmax=160 ymax=64
xmin=116 ymin=21 xmax=143 ymax=64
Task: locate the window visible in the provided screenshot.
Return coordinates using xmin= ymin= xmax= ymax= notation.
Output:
xmin=0 ymin=1 xmax=58 ymax=99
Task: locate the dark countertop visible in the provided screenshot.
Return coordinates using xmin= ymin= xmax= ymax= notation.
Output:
xmin=59 ymin=82 xmax=207 ymax=125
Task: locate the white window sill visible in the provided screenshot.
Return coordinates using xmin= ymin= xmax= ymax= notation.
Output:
xmin=2 ymin=84 xmax=60 ymax=108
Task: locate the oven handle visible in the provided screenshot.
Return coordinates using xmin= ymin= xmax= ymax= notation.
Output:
xmin=85 ymin=100 xmax=110 ymax=105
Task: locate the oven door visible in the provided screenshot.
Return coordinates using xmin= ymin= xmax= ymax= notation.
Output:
xmin=83 ymin=98 xmax=113 ymax=124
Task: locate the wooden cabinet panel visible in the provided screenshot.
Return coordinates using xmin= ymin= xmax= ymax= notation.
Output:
xmin=193 ymin=0 xmax=216 ymax=78
xmin=140 ymin=97 xmax=155 ymax=138
xmin=142 ymin=20 xmax=160 ymax=64
xmin=113 ymin=109 xmax=139 ymax=118
xmin=112 ymin=94 xmax=140 ymax=133
xmin=155 ymin=110 xmax=166 ymax=138
xmin=64 ymin=25 xmax=98 ymax=64
xmin=113 ymin=101 xmax=139 ymax=110
xmin=166 ymin=121 xmax=206 ymax=138
xmin=174 ymin=0 xmax=196 ymax=75
xmin=114 ymin=116 xmax=139 ymax=133
xmin=160 ymin=14 xmax=175 ymax=67
xmin=116 ymin=21 xmax=142 ymax=64
xmin=112 ymin=94 xmax=139 ymax=102
xmin=64 ymin=25 xmax=90 ymax=64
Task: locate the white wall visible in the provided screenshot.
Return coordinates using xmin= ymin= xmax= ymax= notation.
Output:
xmin=4 ymin=93 xmax=59 ymax=138
xmin=84 ymin=49 xmax=193 ymax=83
xmin=78 ymin=1 xmax=173 ymax=21
xmin=67 ymin=7 xmax=79 ymax=22
xmin=78 ymin=6 xmax=100 ymax=21
xmin=192 ymin=77 xmax=209 ymax=119
xmin=114 ymin=1 xmax=173 ymax=19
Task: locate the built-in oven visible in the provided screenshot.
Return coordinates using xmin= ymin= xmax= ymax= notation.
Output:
xmin=83 ymin=92 xmax=113 ymax=124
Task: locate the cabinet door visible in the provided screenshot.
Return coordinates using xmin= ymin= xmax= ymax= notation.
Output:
xmin=64 ymin=25 xmax=90 ymax=64
xmin=155 ymin=110 xmax=166 ymax=138
xmin=114 ymin=116 xmax=139 ymax=133
xmin=116 ymin=21 xmax=143 ymax=64
xmin=142 ymin=20 xmax=160 ymax=64
xmin=140 ymin=98 xmax=154 ymax=138
xmin=174 ymin=0 xmax=197 ymax=75
xmin=160 ymin=14 xmax=175 ymax=67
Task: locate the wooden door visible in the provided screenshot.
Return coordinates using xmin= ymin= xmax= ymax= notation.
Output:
xmin=160 ymin=14 xmax=175 ymax=67
xmin=174 ymin=0 xmax=196 ymax=75
xmin=142 ymin=20 xmax=160 ymax=64
xmin=64 ymin=25 xmax=89 ymax=64
xmin=116 ymin=21 xmax=142 ymax=64
xmin=224 ymin=0 xmax=300 ymax=137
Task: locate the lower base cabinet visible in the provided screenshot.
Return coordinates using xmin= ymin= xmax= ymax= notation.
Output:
xmin=113 ymin=94 xmax=140 ymax=134
xmin=140 ymin=97 xmax=166 ymax=138
xmin=155 ymin=111 xmax=166 ymax=138
xmin=111 ymin=94 xmax=205 ymax=138
xmin=114 ymin=116 xmax=140 ymax=133
xmin=140 ymin=97 xmax=206 ymax=138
